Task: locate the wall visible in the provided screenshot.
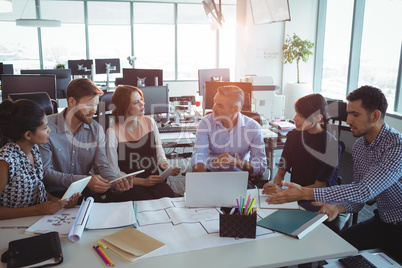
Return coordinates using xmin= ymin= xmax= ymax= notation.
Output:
xmin=235 ymin=0 xmax=318 ymax=93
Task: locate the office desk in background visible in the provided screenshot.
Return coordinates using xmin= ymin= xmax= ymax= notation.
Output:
xmin=0 ymin=197 xmax=357 ymax=268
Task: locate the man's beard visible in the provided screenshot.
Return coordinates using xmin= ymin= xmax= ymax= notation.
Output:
xmin=75 ymin=110 xmax=93 ymax=124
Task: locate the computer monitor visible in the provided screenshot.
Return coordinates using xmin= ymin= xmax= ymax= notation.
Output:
xmin=198 ymin=68 xmax=230 ymax=96
xmin=95 ymin=58 xmax=120 ymax=74
xmin=0 ymin=63 xmax=14 ymax=81
xmin=203 ymin=81 xmax=252 ymax=114
xmin=1 ymin=74 xmax=57 ymax=100
xmin=68 ymin=59 xmax=93 ymax=76
xmin=140 ymin=85 xmax=169 ymax=115
xmin=122 ymin=68 xmax=163 ymax=87
xmin=20 ymin=69 xmax=71 ymax=99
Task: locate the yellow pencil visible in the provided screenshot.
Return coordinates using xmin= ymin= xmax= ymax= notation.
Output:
xmin=97 ymin=246 xmax=114 ymax=266
xmin=247 ymin=198 xmax=256 ymax=215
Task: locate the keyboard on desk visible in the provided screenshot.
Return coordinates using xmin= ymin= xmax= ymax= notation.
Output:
xmin=158 ymin=126 xmax=197 ymax=133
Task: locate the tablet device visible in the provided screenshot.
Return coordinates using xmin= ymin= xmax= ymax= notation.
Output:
xmin=109 ymin=170 xmax=145 ymax=183
xmin=160 ymin=166 xmax=173 ymax=180
xmin=61 ymin=176 xmax=91 ymax=200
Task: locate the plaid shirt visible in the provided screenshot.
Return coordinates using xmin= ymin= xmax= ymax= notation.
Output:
xmin=314 ymin=124 xmax=402 ymax=224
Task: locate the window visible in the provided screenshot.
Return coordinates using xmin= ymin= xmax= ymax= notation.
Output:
xmin=177 ymin=4 xmax=217 ymax=80
xmin=0 ymin=22 xmax=40 ymax=72
xmin=358 ymin=0 xmax=402 ymax=112
xmin=320 ymin=0 xmax=353 ymax=100
xmin=88 ymin=2 xmax=131 ymax=83
xmin=133 ymin=3 xmax=175 ymax=80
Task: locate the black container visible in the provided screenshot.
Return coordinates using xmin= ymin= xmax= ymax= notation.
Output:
xmin=219 ymin=207 xmax=256 ymax=238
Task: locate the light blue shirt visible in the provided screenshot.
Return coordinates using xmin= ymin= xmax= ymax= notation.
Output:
xmin=191 ymin=112 xmax=267 ymax=176
xmin=39 ymin=110 xmax=116 ymax=192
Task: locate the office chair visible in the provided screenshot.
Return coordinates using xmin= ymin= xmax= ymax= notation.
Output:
xmin=327 ymin=100 xmax=349 ymax=139
xmin=8 ymin=92 xmax=57 ymax=115
xmin=240 ymin=111 xmax=262 ymax=126
xmin=95 ymin=92 xmax=114 ymax=130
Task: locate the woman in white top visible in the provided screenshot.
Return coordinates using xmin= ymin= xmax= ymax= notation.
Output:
xmin=106 ymin=85 xmax=180 ymax=201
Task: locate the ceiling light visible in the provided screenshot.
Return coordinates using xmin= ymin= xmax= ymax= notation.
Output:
xmin=16 ymin=18 xmax=61 ymax=27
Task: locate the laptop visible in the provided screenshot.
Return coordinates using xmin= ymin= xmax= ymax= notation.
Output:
xmin=185 ymin=171 xmax=248 ymax=208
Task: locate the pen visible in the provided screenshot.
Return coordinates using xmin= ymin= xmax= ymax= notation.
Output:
xmin=229 ymin=207 xmax=236 ymax=215
xmin=93 ymin=246 xmax=110 ymax=266
xmin=236 ymin=198 xmax=240 ymax=215
xmin=98 ymin=246 xmax=114 ymax=266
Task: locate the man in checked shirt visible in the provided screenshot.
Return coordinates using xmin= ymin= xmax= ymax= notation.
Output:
xmin=266 ymin=85 xmax=402 ymax=262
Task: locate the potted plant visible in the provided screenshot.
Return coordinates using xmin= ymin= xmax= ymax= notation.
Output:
xmin=282 ymin=33 xmax=315 ymax=118
xmin=283 ymin=33 xmax=314 ymax=84
xmin=54 ymin=63 xmax=65 ymax=69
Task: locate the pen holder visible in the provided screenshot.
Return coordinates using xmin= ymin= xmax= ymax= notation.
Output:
xmin=219 ymin=207 xmax=256 ymax=239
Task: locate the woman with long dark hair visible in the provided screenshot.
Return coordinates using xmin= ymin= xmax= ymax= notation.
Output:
xmin=0 ymin=99 xmax=79 ymax=219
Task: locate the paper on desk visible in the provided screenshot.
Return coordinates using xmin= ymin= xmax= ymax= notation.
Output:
xmin=85 ymin=201 xmax=137 ymax=230
xmin=25 ymin=207 xmax=80 ymax=236
xmin=258 ymin=189 xmax=299 ymax=209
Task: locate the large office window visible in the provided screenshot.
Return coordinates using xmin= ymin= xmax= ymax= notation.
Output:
xmin=318 ymin=0 xmax=402 ymax=114
xmin=40 ymin=1 xmax=86 ymax=69
xmin=133 ymin=3 xmax=175 ymax=80
xmin=88 ymin=1 xmax=131 ymax=83
xmin=0 ymin=0 xmax=236 ymax=83
xmin=0 ymin=22 xmax=40 ymax=72
xmin=177 ymin=4 xmax=217 ymax=80
xmin=320 ymin=0 xmax=353 ymax=100
xmin=358 ymin=0 xmax=402 ymax=112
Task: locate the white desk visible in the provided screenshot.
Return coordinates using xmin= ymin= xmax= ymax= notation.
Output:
xmin=0 ymin=215 xmax=357 ymax=268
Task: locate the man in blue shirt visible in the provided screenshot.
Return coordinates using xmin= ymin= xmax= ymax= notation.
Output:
xmin=39 ymin=78 xmax=135 ymax=201
xmin=267 ymin=86 xmax=402 ymax=262
xmin=191 ymin=86 xmax=267 ymax=179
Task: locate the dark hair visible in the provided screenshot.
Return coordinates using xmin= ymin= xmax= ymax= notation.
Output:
xmin=295 ymin=93 xmax=329 ymax=126
xmin=217 ymin=85 xmax=245 ymax=109
xmin=347 ymin=85 xmax=388 ymax=120
xmin=111 ymin=85 xmax=144 ymax=123
xmin=0 ymin=99 xmax=45 ymax=145
xmin=66 ymin=78 xmax=103 ymax=102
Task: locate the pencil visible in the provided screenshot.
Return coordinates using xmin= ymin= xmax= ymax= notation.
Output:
xmin=243 ymin=195 xmax=251 ymax=215
xmin=97 ymin=246 xmax=114 ymax=266
xmin=247 ymin=198 xmax=256 ymax=215
xmin=93 ymin=246 xmax=110 ymax=266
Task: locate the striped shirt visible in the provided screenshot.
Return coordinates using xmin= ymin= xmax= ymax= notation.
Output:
xmin=314 ymin=123 xmax=402 ymax=224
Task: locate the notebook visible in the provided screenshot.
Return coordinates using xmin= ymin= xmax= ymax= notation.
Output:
xmin=185 ymin=171 xmax=248 ymax=208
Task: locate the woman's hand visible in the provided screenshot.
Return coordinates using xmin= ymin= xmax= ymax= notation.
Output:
xmin=64 ymin=193 xmax=81 ymax=208
xmin=35 ymin=200 xmax=68 ymax=215
xmin=171 ymin=166 xmax=181 ymax=176
xmin=141 ymin=175 xmax=164 ymax=187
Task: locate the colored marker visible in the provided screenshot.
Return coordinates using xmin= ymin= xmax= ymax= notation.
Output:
xmin=243 ymin=195 xmax=251 ymax=215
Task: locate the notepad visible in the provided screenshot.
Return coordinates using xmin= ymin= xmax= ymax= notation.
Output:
xmin=99 ymin=227 xmax=165 ymax=262
xmin=258 ymin=189 xmax=299 ymax=209
xmin=257 ymin=209 xmax=328 ymax=239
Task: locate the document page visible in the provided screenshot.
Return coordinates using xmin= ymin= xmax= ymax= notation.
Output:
xmin=86 ymin=201 xmax=137 ymax=229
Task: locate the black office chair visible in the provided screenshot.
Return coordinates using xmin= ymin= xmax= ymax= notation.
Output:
xmin=95 ymin=92 xmax=114 ymax=130
xmin=327 ymin=100 xmax=349 ymax=139
xmin=8 ymin=92 xmax=57 ymax=115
